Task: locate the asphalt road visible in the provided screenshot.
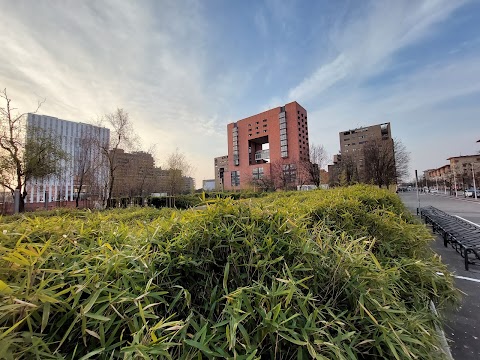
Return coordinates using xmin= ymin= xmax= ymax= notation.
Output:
xmin=399 ymin=191 xmax=480 ymax=226
xmin=399 ymin=192 xmax=480 ymax=360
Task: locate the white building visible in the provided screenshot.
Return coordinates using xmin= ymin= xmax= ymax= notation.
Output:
xmin=25 ymin=114 xmax=110 ymax=203
xmin=202 ymin=179 xmax=215 ymax=191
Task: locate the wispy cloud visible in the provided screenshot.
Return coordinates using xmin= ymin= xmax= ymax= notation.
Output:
xmin=288 ymin=0 xmax=468 ymax=102
xmin=0 ymin=0 xmax=233 ymax=182
xmin=0 ymin=0 xmax=478 ymax=184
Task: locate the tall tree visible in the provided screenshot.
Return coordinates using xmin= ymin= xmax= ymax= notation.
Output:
xmin=73 ymin=126 xmax=102 ymax=207
xmin=338 ymin=154 xmax=358 ymax=186
xmin=270 ymin=159 xmax=307 ymax=190
xmin=362 ymin=138 xmax=410 ymax=187
xmin=307 ymin=144 xmax=328 ymax=186
xmin=165 ymin=148 xmax=192 ymax=196
xmin=98 ymin=108 xmax=137 ymax=209
xmin=393 ymin=139 xmax=410 ymax=183
xmin=0 ymin=89 xmax=67 ymax=212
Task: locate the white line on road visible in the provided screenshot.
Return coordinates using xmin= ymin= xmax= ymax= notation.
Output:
xmin=454 ymin=215 xmax=480 ymax=228
xmin=453 ymin=275 xmax=480 ymax=283
xmin=437 ymin=272 xmax=480 ymax=283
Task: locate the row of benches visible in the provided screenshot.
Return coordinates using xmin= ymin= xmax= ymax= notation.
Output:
xmin=420 ymin=206 xmax=480 ymax=270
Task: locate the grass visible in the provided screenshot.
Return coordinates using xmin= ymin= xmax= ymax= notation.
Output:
xmin=0 ymin=185 xmax=457 ymax=359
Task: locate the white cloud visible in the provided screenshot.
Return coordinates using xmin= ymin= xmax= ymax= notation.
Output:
xmin=0 ymin=0 xmax=232 ymax=183
xmin=289 ymin=0 xmax=468 ymax=102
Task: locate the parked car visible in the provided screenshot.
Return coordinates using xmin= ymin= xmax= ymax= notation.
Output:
xmin=430 ymin=188 xmax=439 ymax=194
xmin=464 ymin=189 xmax=480 ymax=198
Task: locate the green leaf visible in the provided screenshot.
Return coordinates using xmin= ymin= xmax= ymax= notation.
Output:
xmin=0 ymin=280 xmax=13 ymax=295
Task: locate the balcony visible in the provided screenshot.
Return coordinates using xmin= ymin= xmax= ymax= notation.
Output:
xmin=255 ymin=149 xmax=270 ymax=161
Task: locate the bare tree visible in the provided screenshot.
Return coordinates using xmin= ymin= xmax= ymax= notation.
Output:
xmin=249 ymin=171 xmax=275 ymax=192
xmin=98 ymin=108 xmax=137 ymax=209
xmin=394 ymin=139 xmax=410 ymax=183
xmin=73 ymin=127 xmax=103 ymax=207
xmin=362 ymin=138 xmax=410 ymax=187
xmin=164 ymin=148 xmax=192 ymax=196
xmin=0 ymin=89 xmax=67 ymax=212
xmin=307 ymin=144 xmax=328 ymax=186
xmin=270 ymin=159 xmax=305 ymax=190
xmin=338 ymin=154 xmax=358 ymax=186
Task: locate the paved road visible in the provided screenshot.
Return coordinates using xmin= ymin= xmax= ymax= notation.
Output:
xmin=399 ymin=192 xmax=480 ymax=360
xmin=400 ymin=191 xmax=480 ymax=226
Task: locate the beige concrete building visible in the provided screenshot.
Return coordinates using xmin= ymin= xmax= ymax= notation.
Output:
xmin=214 ymin=155 xmax=228 ymax=190
xmin=111 ymin=149 xmax=156 ymax=198
xmin=339 ymin=122 xmax=393 ymax=170
xmin=329 ymin=123 xmax=394 ymax=185
xmin=424 ymin=155 xmax=480 ymax=192
xmin=447 ymin=155 xmax=480 ymax=190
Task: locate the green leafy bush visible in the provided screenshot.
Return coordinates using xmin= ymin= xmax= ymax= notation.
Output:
xmin=0 ymin=185 xmax=457 ymax=359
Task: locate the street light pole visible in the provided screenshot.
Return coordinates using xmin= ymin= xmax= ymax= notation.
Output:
xmin=453 ymin=168 xmax=458 ymax=197
xmin=472 ymin=163 xmax=478 ymax=200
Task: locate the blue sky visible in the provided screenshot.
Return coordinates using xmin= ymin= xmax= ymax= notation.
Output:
xmin=1 ymin=0 xmax=479 ymax=185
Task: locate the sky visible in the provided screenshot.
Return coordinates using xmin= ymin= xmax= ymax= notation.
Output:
xmin=1 ymin=0 xmax=479 ymax=186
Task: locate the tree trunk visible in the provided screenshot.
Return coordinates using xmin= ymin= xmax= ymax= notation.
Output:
xmin=75 ymin=181 xmax=83 ymax=208
xmin=19 ymin=188 xmax=26 ymax=213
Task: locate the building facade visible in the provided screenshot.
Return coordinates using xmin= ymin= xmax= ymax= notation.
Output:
xmin=447 ymin=155 xmax=480 ymax=190
xmin=214 ymin=155 xmax=228 ymax=190
xmin=339 ymin=122 xmax=393 ymax=170
xmin=111 ymin=149 xmax=156 ymax=198
xmin=223 ymin=101 xmax=310 ymax=190
xmin=25 ymin=114 xmax=110 ymax=203
xmin=330 ymin=123 xmax=394 ymax=185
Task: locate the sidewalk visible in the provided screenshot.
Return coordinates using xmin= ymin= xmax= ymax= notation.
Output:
xmin=399 ymin=193 xmax=480 ymax=359
xmin=426 ymin=191 xmax=480 ymax=204
xmin=430 ymin=236 xmax=480 ymax=360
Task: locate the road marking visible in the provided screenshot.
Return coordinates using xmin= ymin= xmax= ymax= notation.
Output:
xmin=437 ymin=272 xmax=480 ymax=283
xmin=453 ymin=275 xmax=480 ymax=283
xmin=454 ymin=215 xmax=480 ymax=228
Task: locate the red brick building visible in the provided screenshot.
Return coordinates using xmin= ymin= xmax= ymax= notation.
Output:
xmin=224 ymin=101 xmax=310 ymax=190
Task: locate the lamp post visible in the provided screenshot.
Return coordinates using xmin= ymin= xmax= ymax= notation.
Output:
xmin=453 ymin=167 xmax=458 ymax=197
xmin=472 ymin=163 xmax=478 ymax=200
xmin=443 ymin=174 xmax=446 ymax=194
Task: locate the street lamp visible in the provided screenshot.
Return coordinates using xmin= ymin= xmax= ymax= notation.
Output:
xmin=453 ymin=167 xmax=458 ymax=197
xmin=472 ymin=163 xmax=478 ymax=200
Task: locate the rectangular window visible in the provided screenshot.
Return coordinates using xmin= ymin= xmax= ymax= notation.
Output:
xmin=231 ymin=171 xmax=240 ymax=186
xmin=252 ymin=167 xmax=264 ymax=179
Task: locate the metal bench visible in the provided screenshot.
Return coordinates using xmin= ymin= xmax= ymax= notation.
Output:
xmin=420 ymin=206 xmax=480 ymax=270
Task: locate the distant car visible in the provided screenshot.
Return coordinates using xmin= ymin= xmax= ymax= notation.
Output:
xmin=464 ymin=189 xmax=480 ymax=198
xmin=430 ymin=188 xmax=439 ymax=194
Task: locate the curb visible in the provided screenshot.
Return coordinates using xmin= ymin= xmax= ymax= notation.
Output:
xmin=430 ymin=300 xmax=454 ymax=360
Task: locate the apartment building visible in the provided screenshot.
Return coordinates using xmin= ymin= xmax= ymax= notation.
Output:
xmin=25 ymin=113 xmax=110 ymax=203
xmin=214 ymin=155 xmax=228 ymax=190
xmin=447 ymin=155 xmax=480 ymax=189
xmin=223 ymin=101 xmax=310 ymax=190
xmin=339 ymin=122 xmax=393 ymax=168
xmin=330 ymin=123 xmax=394 ymax=184
xmin=111 ymin=149 xmax=156 ymax=198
